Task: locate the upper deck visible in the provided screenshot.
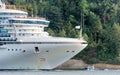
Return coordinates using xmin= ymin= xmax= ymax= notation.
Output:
xmin=0 ymin=9 xmax=27 ymax=18
xmin=0 ymin=0 xmax=50 ymax=41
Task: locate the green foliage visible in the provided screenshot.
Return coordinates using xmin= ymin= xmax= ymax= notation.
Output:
xmin=83 ymin=33 xmax=89 ymax=42
xmin=46 ymin=6 xmax=62 ymax=32
xmin=112 ymin=23 xmax=120 ymax=55
xmin=47 ymin=28 xmax=55 ymax=36
xmin=14 ymin=0 xmax=26 ymax=5
xmin=78 ymin=0 xmax=88 ymax=14
xmin=58 ymin=29 xmax=66 ymax=37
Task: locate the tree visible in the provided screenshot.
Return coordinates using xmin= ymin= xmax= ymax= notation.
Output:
xmin=86 ymin=12 xmax=102 ymax=44
xmin=58 ymin=29 xmax=66 ymax=37
xmin=97 ymin=23 xmax=120 ymax=63
xmin=37 ymin=1 xmax=50 ymax=17
xmin=112 ymin=23 xmax=120 ymax=56
xmin=46 ymin=6 xmax=62 ymax=33
xmin=47 ymin=28 xmax=55 ymax=36
xmin=14 ymin=0 xmax=26 ymax=5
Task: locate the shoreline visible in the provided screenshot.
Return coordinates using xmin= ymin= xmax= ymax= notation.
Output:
xmin=56 ymin=59 xmax=120 ymax=70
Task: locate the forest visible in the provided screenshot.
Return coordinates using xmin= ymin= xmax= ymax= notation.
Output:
xmin=4 ymin=0 xmax=120 ymax=64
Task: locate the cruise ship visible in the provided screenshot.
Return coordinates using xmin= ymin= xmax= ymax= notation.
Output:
xmin=0 ymin=0 xmax=87 ymax=70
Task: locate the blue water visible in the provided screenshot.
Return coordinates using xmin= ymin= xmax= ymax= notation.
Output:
xmin=0 ymin=70 xmax=120 ymax=75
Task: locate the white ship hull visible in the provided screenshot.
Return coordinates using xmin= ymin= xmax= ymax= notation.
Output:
xmin=0 ymin=37 xmax=87 ymax=70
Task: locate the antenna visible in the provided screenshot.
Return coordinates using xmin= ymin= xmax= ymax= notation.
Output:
xmin=75 ymin=12 xmax=84 ymax=39
xmin=80 ymin=12 xmax=84 ymax=38
xmin=80 ymin=12 xmax=83 ymax=38
xmin=0 ymin=0 xmax=6 ymax=9
xmin=31 ymin=8 xmax=33 ymax=17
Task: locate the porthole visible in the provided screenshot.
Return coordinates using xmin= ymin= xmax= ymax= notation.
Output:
xmin=19 ymin=49 xmax=21 ymax=51
xmin=8 ymin=49 xmax=10 ymax=51
xmin=46 ymin=50 xmax=49 ymax=52
xmin=72 ymin=51 xmax=75 ymax=52
xmin=23 ymin=50 xmax=26 ymax=52
xmin=12 ymin=49 xmax=14 ymax=51
xmin=66 ymin=51 xmax=69 ymax=52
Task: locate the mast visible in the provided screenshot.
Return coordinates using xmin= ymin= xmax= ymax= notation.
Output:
xmin=80 ymin=12 xmax=83 ymax=38
xmin=0 ymin=0 xmax=6 ymax=9
xmin=76 ymin=12 xmax=84 ymax=39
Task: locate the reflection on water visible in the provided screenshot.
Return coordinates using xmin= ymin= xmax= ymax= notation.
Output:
xmin=0 ymin=70 xmax=120 ymax=75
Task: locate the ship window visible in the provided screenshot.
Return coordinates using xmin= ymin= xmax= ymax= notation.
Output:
xmin=23 ymin=50 xmax=26 ymax=52
xmin=12 ymin=49 xmax=14 ymax=51
xmin=35 ymin=47 xmax=39 ymax=53
xmin=4 ymin=42 xmax=6 ymax=44
xmin=46 ymin=50 xmax=49 ymax=52
xmin=66 ymin=51 xmax=69 ymax=52
xmin=72 ymin=51 xmax=75 ymax=52
xmin=32 ymin=29 xmax=34 ymax=31
xmin=19 ymin=49 xmax=21 ymax=51
xmin=40 ymin=26 xmax=42 ymax=28
xmin=19 ymin=34 xmax=21 ymax=36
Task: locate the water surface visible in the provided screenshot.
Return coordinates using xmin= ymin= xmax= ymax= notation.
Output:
xmin=0 ymin=70 xmax=120 ymax=75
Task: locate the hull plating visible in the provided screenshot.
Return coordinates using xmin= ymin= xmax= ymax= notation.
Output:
xmin=0 ymin=43 xmax=87 ymax=69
